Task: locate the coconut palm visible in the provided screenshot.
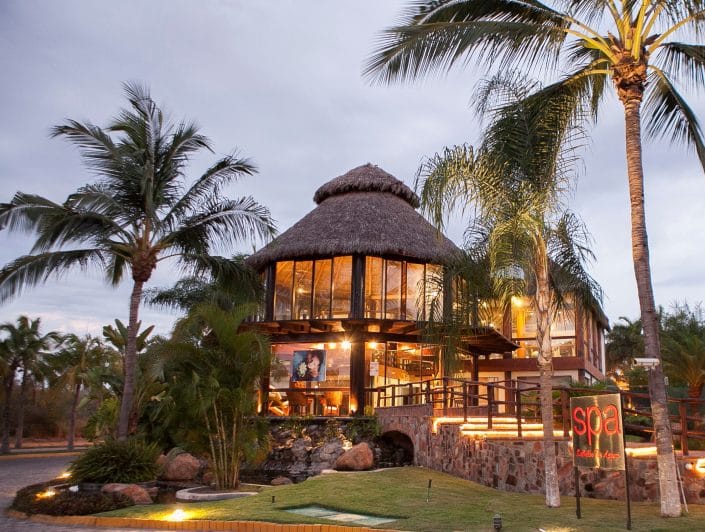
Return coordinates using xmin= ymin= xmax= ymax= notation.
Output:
xmin=606 ymin=316 xmax=645 ymax=377
xmin=417 ymin=76 xmax=600 ymax=506
xmin=366 ymin=1 xmax=705 ymax=515
xmin=49 ymin=334 xmax=118 ymax=450
xmin=0 ymin=316 xmax=60 ymax=453
xmin=0 ymin=83 xmax=276 ymax=440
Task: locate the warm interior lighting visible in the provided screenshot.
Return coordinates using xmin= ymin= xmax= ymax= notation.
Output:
xmin=625 ymin=446 xmax=657 ymax=457
xmin=167 ymin=508 xmax=187 ymax=522
xmin=328 ymin=342 xmax=337 ymax=349
xmin=313 ymin=343 xmax=324 ymax=349
xmin=511 ymin=296 xmax=523 ymax=307
xmin=341 ymin=340 xmax=351 ymax=350
xmin=36 ymin=489 xmax=56 ymax=499
xmin=368 ymin=341 xmax=378 ymax=349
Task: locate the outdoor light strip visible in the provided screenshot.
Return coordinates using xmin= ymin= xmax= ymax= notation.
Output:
xmin=624 ymin=446 xmax=657 ymax=457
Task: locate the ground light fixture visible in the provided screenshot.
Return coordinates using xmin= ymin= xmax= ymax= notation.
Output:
xmin=493 ymin=513 xmax=502 ymax=530
xmin=35 ymin=489 xmax=56 ymax=499
xmin=167 ymin=508 xmax=187 ymax=521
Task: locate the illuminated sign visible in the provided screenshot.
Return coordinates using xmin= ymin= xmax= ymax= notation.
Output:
xmin=570 ymin=393 xmax=625 ymax=470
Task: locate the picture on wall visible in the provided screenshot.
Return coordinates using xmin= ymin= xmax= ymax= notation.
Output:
xmin=292 ymin=349 xmax=326 ymax=382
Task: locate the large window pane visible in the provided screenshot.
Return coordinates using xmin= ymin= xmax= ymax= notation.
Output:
xmin=312 ymin=259 xmax=332 ymax=319
xmin=552 ymin=299 xmax=575 ymax=337
xmin=274 ymin=261 xmax=293 ymax=320
xmin=331 ymin=256 xmax=352 ymax=318
xmin=425 ymin=264 xmax=443 ymax=322
xmin=385 ymin=260 xmax=402 ymax=320
xmin=293 ymin=261 xmax=313 ymax=319
xmin=511 ymin=297 xmax=536 ymax=338
xmin=406 ymin=262 xmax=424 ymax=321
xmin=365 ymin=257 xmax=383 ymax=319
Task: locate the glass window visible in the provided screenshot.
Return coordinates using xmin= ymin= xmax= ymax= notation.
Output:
xmin=312 ymin=259 xmax=332 ymax=319
xmin=274 ymin=261 xmax=293 ymax=320
xmin=385 ymin=260 xmax=402 ymax=320
xmin=511 ymin=297 xmax=536 ymax=338
xmin=331 ymin=256 xmax=352 ymax=318
xmin=405 ymin=263 xmax=424 ymax=321
xmin=552 ymin=300 xmax=575 ymax=337
xmin=293 ymin=261 xmax=313 ymax=320
xmin=425 ymin=264 xmax=443 ymax=321
xmin=365 ymin=257 xmax=384 ymax=319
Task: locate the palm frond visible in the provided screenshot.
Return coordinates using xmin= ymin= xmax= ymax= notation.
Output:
xmin=163 ymin=153 xmax=258 ymax=229
xmin=644 ymin=67 xmax=705 ymax=171
xmin=365 ymin=0 xmax=569 ymax=84
xmin=415 ymin=144 xmax=476 ymax=229
xmin=0 ymin=249 xmax=106 ymax=302
xmin=656 ymin=42 xmax=705 ymax=90
xmin=160 ymin=197 xmax=275 ymax=258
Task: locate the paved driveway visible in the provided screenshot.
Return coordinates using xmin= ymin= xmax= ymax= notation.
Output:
xmin=0 ymin=454 xmax=175 ymax=531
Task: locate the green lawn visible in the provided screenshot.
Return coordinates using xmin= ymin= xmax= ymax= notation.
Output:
xmin=100 ymin=467 xmax=703 ymax=531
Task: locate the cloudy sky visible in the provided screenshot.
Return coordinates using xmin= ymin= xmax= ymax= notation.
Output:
xmin=1 ymin=1 xmax=704 ymax=337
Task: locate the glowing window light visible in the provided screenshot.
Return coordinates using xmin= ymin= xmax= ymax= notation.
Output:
xmin=341 ymin=340 xmax=351 ymax=350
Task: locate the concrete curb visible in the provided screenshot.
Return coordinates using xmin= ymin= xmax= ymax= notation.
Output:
xmin=6 ymin=509 xmax=400 ymax=531
xmin=0 ymin=451 xmax=83 ymax=461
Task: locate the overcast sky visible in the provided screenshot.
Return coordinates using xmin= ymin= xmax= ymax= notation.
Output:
xmin=1 ymin=1 xmax=704 ymax=338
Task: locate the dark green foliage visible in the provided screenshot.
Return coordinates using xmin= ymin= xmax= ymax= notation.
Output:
xmin=345 ymin=416 xmax=381 ymax=444
xmin=68 ymin=439 xmax=160 ymax=483
xmin=11 ymin=480 xmax=132 ymax=515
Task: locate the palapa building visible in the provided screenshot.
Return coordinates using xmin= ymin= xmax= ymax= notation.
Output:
xmin=246 ymin=164 xmax=607 ymax=417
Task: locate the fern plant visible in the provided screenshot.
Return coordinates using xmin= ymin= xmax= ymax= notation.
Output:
xmin=69 ymin=439 xmax=160 ymax=483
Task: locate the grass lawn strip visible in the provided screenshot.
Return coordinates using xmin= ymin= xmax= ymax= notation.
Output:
xmin=100 ymin=467 xmax=705 ymax=531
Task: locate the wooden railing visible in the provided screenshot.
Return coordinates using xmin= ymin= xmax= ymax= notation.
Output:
xmin=369 ymin=378 xmax=705 ymax=455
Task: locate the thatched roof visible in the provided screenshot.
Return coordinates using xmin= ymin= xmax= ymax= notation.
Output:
xmin=247 ymin=164 xmax=460 ymax=270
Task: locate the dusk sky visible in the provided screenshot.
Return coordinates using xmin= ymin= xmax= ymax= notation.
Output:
xmin=1 ymin=1 xmax=704 ymax=338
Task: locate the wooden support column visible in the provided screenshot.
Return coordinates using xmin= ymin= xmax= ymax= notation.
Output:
xmin=264 ymin=264 xmax=275 ymax=321
xmin=349 ymin=329 xmax=366 ymax=415
xmin=471 ymin=352 xmax=479 ymax=407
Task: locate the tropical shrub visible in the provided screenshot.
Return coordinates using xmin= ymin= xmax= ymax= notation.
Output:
xmin=68 ymin=439 xmax=160 ymax=484
xmin=11 ymin=480 xmax=132 ymax=515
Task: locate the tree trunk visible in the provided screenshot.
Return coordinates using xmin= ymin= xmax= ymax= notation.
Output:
xmin=14 ymin=372 xmax=29 ymax=449
xmin=67 ymin=382 xmax=81 ymax=451
xmin=117 ymin=279 xmax=143 ymax=440
xmin=535 ymin=245 xmax=560 ymax=507
xmin=623 ymin=99 xmax=681 ymax=517
xmin=1 ymin=370 xmax=16 ymax=454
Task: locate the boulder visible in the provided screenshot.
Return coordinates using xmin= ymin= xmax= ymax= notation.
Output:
xmin=334 ymin=442 xmax=374 ymax=471
xmin=102 ymin=483 xmax=153 ymax=505
xmin=159 ymin=452 xmax=201 ymax=481
xmin=271 ymin=476 xmax=293 ymax=486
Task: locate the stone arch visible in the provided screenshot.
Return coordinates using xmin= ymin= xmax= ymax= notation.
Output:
xmin=377 ymin=430 xmax=414 ymax=467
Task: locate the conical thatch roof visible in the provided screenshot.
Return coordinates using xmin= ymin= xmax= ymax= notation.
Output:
xmin=247 ymin=163 xmax=460 ymax=270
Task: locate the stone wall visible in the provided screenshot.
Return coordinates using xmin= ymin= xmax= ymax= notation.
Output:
xmin=376 ymin=408 xmax=705 ymax=504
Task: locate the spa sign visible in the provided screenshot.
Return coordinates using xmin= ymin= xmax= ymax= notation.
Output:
xmin=570 ymin=393 xmax=625 ymax=470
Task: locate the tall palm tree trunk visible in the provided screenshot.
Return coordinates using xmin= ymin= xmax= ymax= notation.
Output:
xmin=624 ymin=99 xmax=681 ymax=517
xmin=1 ymin=372 xmax=16 ymax=454
xmin=117 ymin=279 xmax=143 ymax=440
xmin=535 ymin=247 xmax=560 ymax=507
xmin=67 ymin=382 xmax=81 ymax=451
xmin=14 ymin=372 xmax=29 ymax=449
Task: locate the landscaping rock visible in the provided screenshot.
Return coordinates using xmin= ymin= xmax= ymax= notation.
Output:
xmin=159 ymin=452 xmax=201 ymax=481
xmin=335 ymin=442 xmax=374 ymax=471
xmin=101 ymin=483 xmax=153 ymax=505
xmin=271 ymin=476 xmax=293 ymax=486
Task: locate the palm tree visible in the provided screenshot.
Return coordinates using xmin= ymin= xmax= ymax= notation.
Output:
xmin=0 ymin=83 xmax=276 ymax=440
xmin=661 ymin=303 xmax=705 ymax=398
xmin=149 ymin=302 xmax=271 ymax=489
xmin=0 ymin=316 xmax=60 ymax=453
xmin=606 ymin=316 xmax=645 ymax=378
xmin=49 ymin=334 xmax=116 ymax=451
xmin=417 ymin=76 xmax=600 ymax=507
xmin=366 ymin=2 xmax=705 ymax=515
